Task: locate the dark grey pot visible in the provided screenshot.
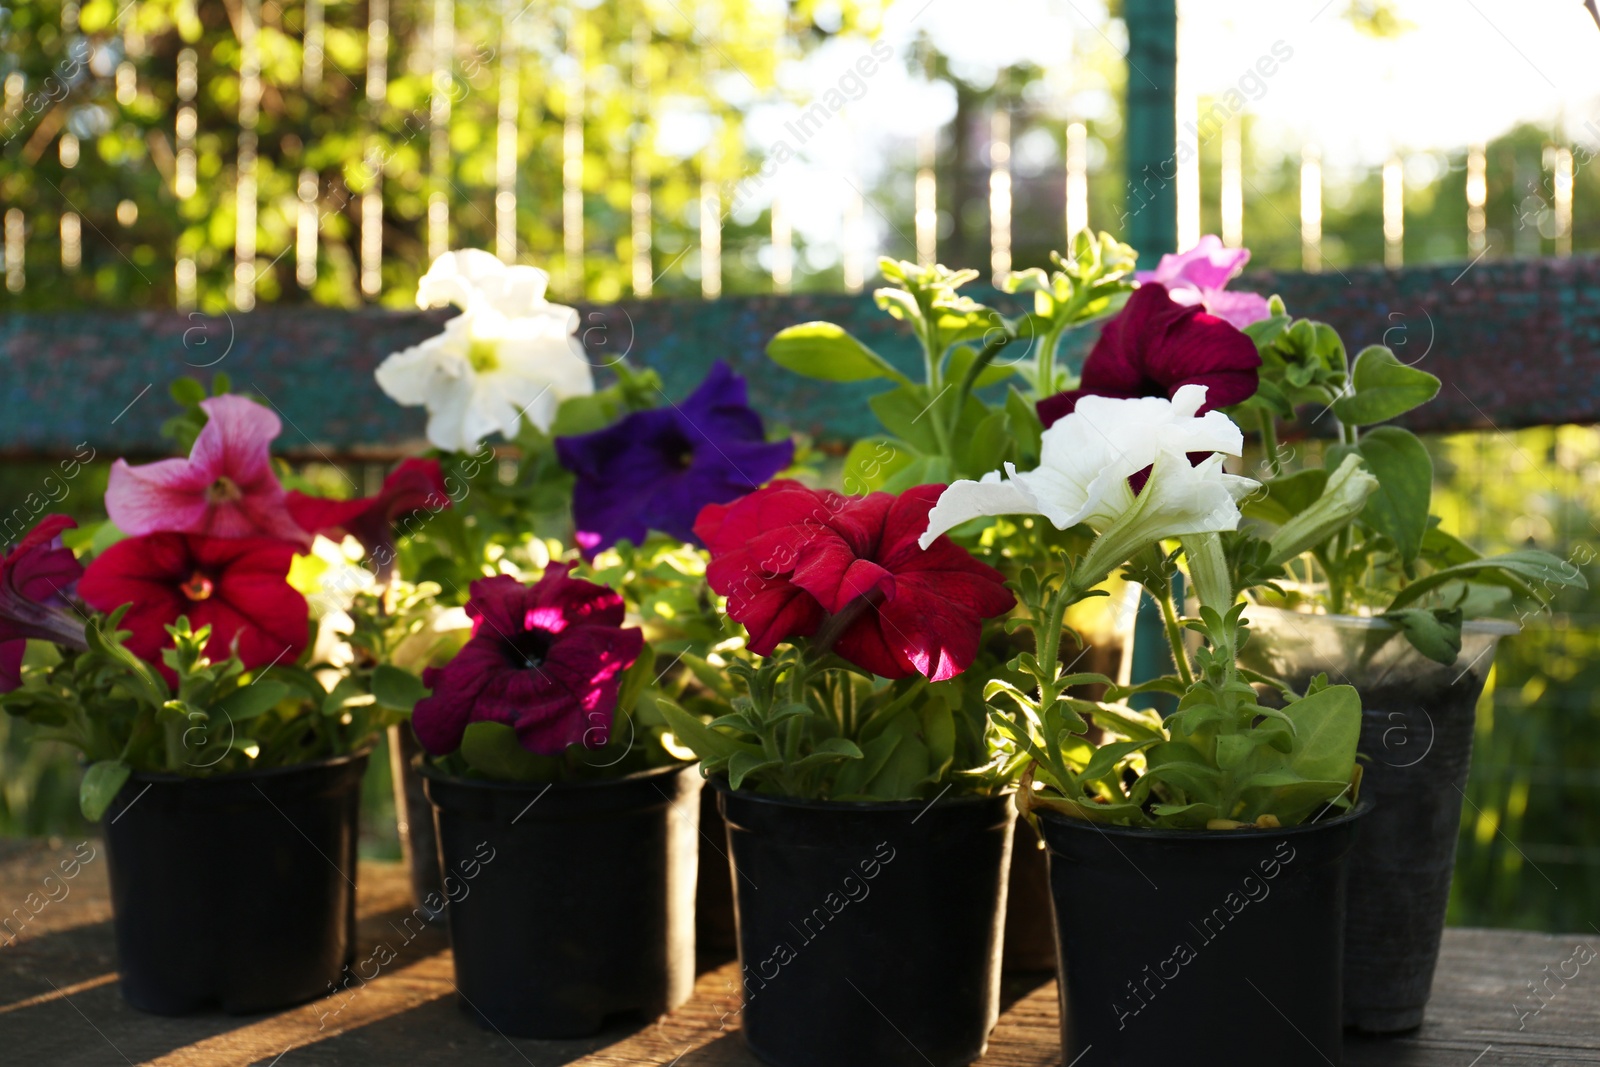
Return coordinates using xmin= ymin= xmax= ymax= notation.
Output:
xmin=1241 ymin=606 xmax=1514 ymax=1033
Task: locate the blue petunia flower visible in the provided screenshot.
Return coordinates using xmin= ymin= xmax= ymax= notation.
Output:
xmin=554 ymin=362 xmax=794 ymax=555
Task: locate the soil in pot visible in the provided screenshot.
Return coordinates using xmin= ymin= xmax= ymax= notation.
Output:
xmin=103 ymin=751 xmax=369 ymax=1015
xmin=717 ymin=780 xmax=1015 ymax=1067
xmin=423 ymin=761 xmax=701 ymax=1038
xmin=1241 ymin=606 xmax=1511 ymax=1033
xmin=1039 ymin=801 xmax=1369 ymax=1066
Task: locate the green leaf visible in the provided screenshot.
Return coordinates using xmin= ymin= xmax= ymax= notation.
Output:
xmin=214 ymin=680 xmax=289 ymax=722
xmin=458 ymin=721 xmax=563 ymax=781
xmin=659 ymin=698 xmax=764 ymax=762
xmin=868 ymin=385 xmax=942 ymax=454
xmin=81 ymin=760 xmax=132 ymax=822
xmin=767 ymin=322 xmax=910 ymax=384
xmin=1241 ymin=468 xmax=1328 ymax=525
xmin=793 ymin=737 xmax=864 ymax=769
xmin=841 ymin=438 xmax=915 ymax=495
xmin=727 ymin=750 xmax=780 ymax=790
xmin=1004 ymin=386 xmax=1043 ymax=465
xmin=1080 ymin=738 xmax=1156 ymax=784
xmin=371 ymin=665 xmax=430 ymax=712
xmin=1285 ymin=684 xmax=1361 ymax=785
xmin=961 ymin=410 xmax=1011 ymax=481
xmin=1351 ymin=426 xmax=1433 ymax=563
xmin=1386 ymin=548 xmax=1587 ymax=611
xmin=1383 ymin=608 xmax=1464 ymax=665
xmin=1331 ymin=346 xmax=1440 ymax=426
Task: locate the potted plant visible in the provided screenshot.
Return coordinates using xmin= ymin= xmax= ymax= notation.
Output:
xmin=660 ymin=479 xmax=1020 ymax=1067
xmin=1138 ymin=238 xmax=1590 ymax=1033
xmin=919 ymin=347 xmax=1369 ymax=1060
xmin=0 ymin=382 xmax=432 ymax=1014
xmin=764 ymin=240 xmax=1140 ymax=972
xmin=376 ymin=252 xmax=798 ymax=1037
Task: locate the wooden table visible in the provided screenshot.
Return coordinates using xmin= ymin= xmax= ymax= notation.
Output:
xmin=3 ymin=841 xmax=1595 ymax=1066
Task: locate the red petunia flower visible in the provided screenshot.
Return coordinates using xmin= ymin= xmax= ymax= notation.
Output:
xmin=693 ymin=481 xmax=1014 ymax=682
xmin=105 ymin=395 xmax=311 ymax=545
xmin=287 ymin=458 xmax=450 ymax=580
xmin=1037 ymin=283 xmax=1260 ymax=428
xmin=411 ymin=567 xmax=645 ymax=756
xmin=0 ymin=515 xmax=88 ymax=691
xmin=78 ymin=533 xmax=308 ymax=682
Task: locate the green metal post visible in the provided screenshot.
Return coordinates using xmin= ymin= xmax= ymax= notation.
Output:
xmin=1123 ymin=0 xmax=1181 ymax=707
xmin=1123 ymin=0 xmax=1179 ymax=265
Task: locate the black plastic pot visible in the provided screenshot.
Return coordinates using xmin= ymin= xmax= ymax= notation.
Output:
xmin=1002 ymin=816 xmax=1056 ymax=971
xmin=696 ymin=785 xmax=738 ymax=958
xmin=388 ymin=723 xmax=445 ymax=921
xmin=716 ymin=780 xmax=1015 ymax=1067
xmin=102 ymin=751 xmax=368 ymax=1015
xmin=1040 ymin=801 xmax=1369 ymax=1066
xmin=423 ymin=761 xmax=701 ymax=1038
xmin=1241 ymin=606 xmax=1512 ymax=1033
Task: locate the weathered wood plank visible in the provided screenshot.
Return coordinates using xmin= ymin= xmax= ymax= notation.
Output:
xmin=2 ymin=256 xmax=1597 ymax=460
xmin=2 ymin=841 xmax=1596 ymax=1065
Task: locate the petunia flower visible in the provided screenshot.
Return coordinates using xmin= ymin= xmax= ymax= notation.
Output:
xmin=105 ymin=395 xmax=310 ymax=546
xmin=410 ymin=567 xmax=644 ymax=756
xmin=694 ymin=482 xmax=1014 ymax=683
xmin=1135 ymin=234 xmax=1272 ymax=329
xmin=555 ymin=362 xmax=794 ymax=556
xmin=78 ymin=533 xmax=309 ymax=682
xmin=375 ymin=249 xmax=596 ymax=453
xmin=288 ymin=458 xmax=450 ymax=581
xmin=1037 ymin=283 xmax=1260 ymax=427
xmin=0 ymin=515 xmax=88 ymax=691
xmin=920 ymin=386 xmax=1256 ymax=587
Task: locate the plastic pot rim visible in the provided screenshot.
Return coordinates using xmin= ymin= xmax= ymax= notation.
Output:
xmin=115 ymin=745 xmax=376 ymax=786
xmin=709 ymin=773 xmax=1013 ymax=814
xmin=1245 ymin=604 xmax=1518 ymax=637
xmin=416 ymin=757 xmax=697 ymax=795
xmin=1036 ymin=795 xmax=1374 ymax=843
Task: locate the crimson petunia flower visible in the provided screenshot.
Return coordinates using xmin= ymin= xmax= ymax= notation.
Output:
xmin=411 ymin=567 xmax=645 ymax=756
xmin=1037 ymin=283 xmax=1261 ymax=429
xmin=693 ymin=481 xmax=1014 ymax=683
xmin=287 ymin=458 xmax=450 ymax=580
xmin=555 ymin=362 xmax=794 ymax=556
xmin=78 ymin=533 xmax=308 ymax=682
xmin=105 ymin=395 xmax=310 ymax=546
xmin=0 ymin=516 xmax=88 ymax=691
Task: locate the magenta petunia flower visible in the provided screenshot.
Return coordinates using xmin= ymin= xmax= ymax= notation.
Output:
xmin=287 ymin=458 xmax=450 ymax=580
xmin=1134 ymin=234 xmax=1271 ymax=329
xmin=0 ymin=515 xmax=88 ymax=691
xmin=555 ymin=362 xmax=794 ymax=556
xmin=411 ymin=567 xmax=645 ymax=756
xmin=105 ymin=395 xmax=310 ymax=546
xmin=1037 ymin=283 xmax=1261 ymax=428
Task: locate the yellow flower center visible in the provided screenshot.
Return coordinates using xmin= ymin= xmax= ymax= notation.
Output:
xmin=206 ymin=476 xmax=242 ymax=503
xmin=467 ymin=338 xmax=500 ymax=373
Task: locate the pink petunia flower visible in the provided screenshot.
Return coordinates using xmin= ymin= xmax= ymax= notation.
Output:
xmin=411 ymin=567 xmax=644 ymax=757
xmin=105 ymin=395 xmax=310 ymax=545
xmin=1135 ymin=234 xmax=1271 ymax=329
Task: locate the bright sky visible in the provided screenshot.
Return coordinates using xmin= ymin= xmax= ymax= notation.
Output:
xmin=688 ymin=0 xmax=1600 ymax=266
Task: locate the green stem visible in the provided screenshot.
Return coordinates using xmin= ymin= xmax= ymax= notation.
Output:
xmin=1034 ymin=325 xmax=1064 ymax=402
xmin=1258 ymin=407 xmax=1281 ymax=476
xmin=1157 ymin=586 xmax=1196 ymax=688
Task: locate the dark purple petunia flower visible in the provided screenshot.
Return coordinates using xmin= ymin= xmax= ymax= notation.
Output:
xmin=1 ymin=515 xmax=88 ymax=692
xmin=411 ymin=567 xmax=644 ymax=756
xmin=555 ymin=361 xmax=794 ymax=556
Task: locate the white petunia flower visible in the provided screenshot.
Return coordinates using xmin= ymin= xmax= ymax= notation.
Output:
xmin=376 ymin=250 xmax=595 ymax=453
xmin=919 ymin=385 xmax=1256 ymax=580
